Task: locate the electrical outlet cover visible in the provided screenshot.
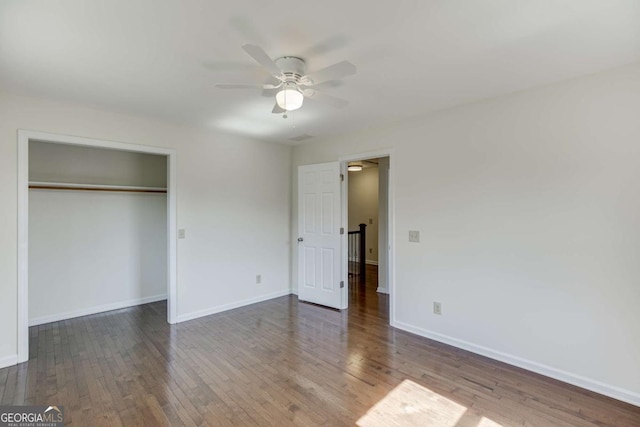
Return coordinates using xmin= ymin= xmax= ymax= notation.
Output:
xmin=433 ymin=301 xmax=442 ymax=315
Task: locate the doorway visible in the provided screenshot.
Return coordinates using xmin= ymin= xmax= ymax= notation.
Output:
xmin=17 ymin=130 xmax=178 ymax=363
xmin=340 ymin=150 xmax=394 ymax=321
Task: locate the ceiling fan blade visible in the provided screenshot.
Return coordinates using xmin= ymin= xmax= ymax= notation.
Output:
xmin=262 ymin=88 xmax=278 ymax=97
xmin=305 ymin=90 xmax=349 ymax=109
xmin=272 ymin=102 xmax=285 ymax=114
xmin=215 ymin=84 xmax=263 ymax=89
xmin=242 ymin=44 xmax=282 ymax=78
xmin=215 ymin=83 xmax=280 ymax=90
xmin=302 ymin=60 xmax=356 ymax=86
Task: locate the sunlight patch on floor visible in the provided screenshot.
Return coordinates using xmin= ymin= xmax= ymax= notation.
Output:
xmin=476 ymin=417 xmax=502 ymax=427
xmin=357 ymin=379 xmax=502 ymax=427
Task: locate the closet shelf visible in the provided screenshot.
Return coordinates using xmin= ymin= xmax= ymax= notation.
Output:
xmin=29 ymin=181 xmax=167 ymax=193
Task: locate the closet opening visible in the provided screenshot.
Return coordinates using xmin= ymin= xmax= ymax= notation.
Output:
xmin=17 ymin=131 xmax=177 ymax=363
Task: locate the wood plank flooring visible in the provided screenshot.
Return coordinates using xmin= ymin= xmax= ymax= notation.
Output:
xmin=1 ymin=266 xmax=639 ymax=426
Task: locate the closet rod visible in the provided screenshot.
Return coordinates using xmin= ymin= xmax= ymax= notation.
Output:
xmin=29 ymin=182 xmax=167 ymax=194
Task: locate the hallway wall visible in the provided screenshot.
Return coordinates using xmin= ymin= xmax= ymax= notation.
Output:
xmin=348 ymin=166 xmax=379 ymax=264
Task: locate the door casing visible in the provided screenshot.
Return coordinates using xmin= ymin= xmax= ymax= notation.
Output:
xmin=339 ymin=149 xmax=395 ymax=321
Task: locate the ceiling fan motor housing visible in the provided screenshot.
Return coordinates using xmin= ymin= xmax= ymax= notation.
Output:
xmin=275 ymin=56 xmax=306 ymax=83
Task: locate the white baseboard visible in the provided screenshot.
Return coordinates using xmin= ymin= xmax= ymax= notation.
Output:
xmin=0 ymin=354 xmax=18 ymax=369
xmin=177 ymin=289 xmax=291 ymax=323
xmin=376 ymin=287 xmax=389 ymax=294
xmin=392 ymin=320 xmax=640 ymax=408
xmin=29 ymin=294 xmax=167 ymax=326
xmin=348 ymin=257 xmax=379 ymax=266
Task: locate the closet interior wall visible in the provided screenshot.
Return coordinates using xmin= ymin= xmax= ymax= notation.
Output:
xmin=28 ymin=141 xmax=168 ymax=325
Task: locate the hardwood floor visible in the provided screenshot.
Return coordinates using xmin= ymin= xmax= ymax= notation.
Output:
xmin=1 ymin=268 xmax=638 ymax=426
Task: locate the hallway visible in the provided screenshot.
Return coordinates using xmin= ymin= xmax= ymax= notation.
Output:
xmin=348 ymin=264 xmax=388 ymax=322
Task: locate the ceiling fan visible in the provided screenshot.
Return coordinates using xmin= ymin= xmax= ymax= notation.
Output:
xmin=216 ymin=44 xmax=356 ymax=114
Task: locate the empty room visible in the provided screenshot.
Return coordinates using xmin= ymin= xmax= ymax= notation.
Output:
xmin=0 ymin=1 xmax=639 ymax=426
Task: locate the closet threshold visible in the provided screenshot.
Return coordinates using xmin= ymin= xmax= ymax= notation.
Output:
xmin=29 ymin=181 xmax=167 ymax=193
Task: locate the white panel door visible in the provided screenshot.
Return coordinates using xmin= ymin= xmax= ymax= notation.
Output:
xmin=297 ymin=162 xmax=342 ymax=309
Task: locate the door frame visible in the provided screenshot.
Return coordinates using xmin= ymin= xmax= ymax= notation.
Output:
xmin=17 ymin=130 xmax=178 ymax=363
xmin=339 ymin=149 xmax=395 ymax=322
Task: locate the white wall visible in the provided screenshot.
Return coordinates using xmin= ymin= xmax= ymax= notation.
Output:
xmin=28 ymin=142 xmax=167 ymax=325
xmin=29 ymin=190 xmax=167 ymax=324
xmin=378 ymin=157 xmax=390 ymax=293
xmin=348 ymin=166 xmax=379 ymax=263
xmin=292 ymin=63 xmax=640 ymax=405
xmin=29 ymin=140 xmax=167 ymax=187
xmin=0 ymin=90 xmax=291 ymax=367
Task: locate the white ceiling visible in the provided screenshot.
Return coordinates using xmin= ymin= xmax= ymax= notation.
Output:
xmin=1 ymin=0 xmax=639 ymax=144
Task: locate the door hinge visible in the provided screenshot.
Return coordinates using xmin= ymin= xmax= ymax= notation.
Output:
xmin=340 ymin=227 xmax=344 ymax=235
xmin=340 ymin=281 xmax=344 ymax=288
xmin=340 ymin=173 xmax=344 ymax=181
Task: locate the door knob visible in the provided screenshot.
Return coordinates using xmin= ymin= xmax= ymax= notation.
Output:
xmin=297 ymin=237 xmax=304 ymax=242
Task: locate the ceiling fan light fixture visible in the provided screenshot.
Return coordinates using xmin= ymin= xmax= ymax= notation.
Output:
xmin=276 ymin=88 xmax=304 ymax=111
xmin=348 ymin=164 xmax=363 ymax=172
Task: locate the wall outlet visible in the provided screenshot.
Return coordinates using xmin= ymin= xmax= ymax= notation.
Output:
xmin=369 ymin=218 xmax=373 ymax=224
xmin=433 ymin=301 xmax=442 ymax=315
xmin=256 ymin=274 xmax=262 ymax=284
xmin=369 ymin=248 xmax=373 ymax=254
xmin=178 ymin=229 xmax=186 ymax=239
xmin=409 ymin=230 xmax=420 ymax=243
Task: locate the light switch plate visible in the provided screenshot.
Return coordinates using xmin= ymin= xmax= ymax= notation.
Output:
xmin=178 ymin=229 xmax=186 ymax=239
xmin=409 ymin=230 xmax=420 ymax=243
